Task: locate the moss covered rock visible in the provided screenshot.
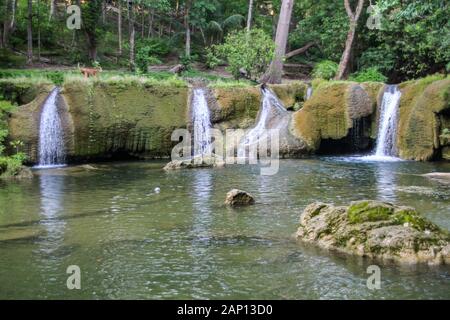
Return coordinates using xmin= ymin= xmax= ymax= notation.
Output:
xmin=60 ymin=79 xmax=189 ymax=161
xmin=296 ymin=200 xmax=450 ymax=265
xmin=268 ymin=81 xmax=308 ymax=109
xmin=291 ymin=82 xmax=380 ymax=151
xmin=210 ymin=86 xmax=262 ymax=130
xmin=397 ymin=76 xmax=450 ymax=161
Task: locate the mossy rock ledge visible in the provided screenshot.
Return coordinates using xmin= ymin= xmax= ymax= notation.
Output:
xmin=296 ymin=200 xmax=450 ymax=265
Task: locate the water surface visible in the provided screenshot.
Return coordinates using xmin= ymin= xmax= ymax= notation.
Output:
xmin=0 ymin=158 xmax=449 ymax=299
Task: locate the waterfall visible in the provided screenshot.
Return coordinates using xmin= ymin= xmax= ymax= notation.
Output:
xmin=192 ymin=88 xmax=212 ymax=156
xmin=360 ymin=85 xmax=402 ymax=162
xmin=375 ymin=85 xmax=401 ymax=157
xmin=305 ymin=86 xmax=313 ymax=100
xmin=37 ymin=87 xmax=66 ymax=167
xmin=238 ymin=87 xmax=287 ymax=157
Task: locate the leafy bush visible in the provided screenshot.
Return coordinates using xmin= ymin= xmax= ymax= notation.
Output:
xmin=136 ymin=47 xmax=162 ymax=74
xmin=137 ymin=38 xmax=170 ymax=57
xmin=209 ymin=29 xmax=275 ymax=80
xmin=312 ymin=60 xmax=338 ymax=80
xmin=205 ymin=47 xmax=221 ymax=69
xmin=0 ymin=153 xmax=26 ymax=177
xmin=349 ymin=67 xmax=388 ymax=83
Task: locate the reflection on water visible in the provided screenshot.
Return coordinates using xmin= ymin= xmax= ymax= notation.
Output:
xmin=374 ymin=163 xmax=397 ymax=202
xmin=38 ymin=174 xmax=66 ymax=254
xmin=0 ymin=159 xmax=449 ymax=299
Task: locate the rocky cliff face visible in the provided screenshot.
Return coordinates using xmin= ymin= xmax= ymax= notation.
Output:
xmin=61 ymin=79 xmax=189 ymax=161
xmin=291 ymin=81 xmax=383 ymax=153
xmin=5 ymin=76 xmax=450 ymax=164
xmin=397 ymin=76 xmax=450 ymax=161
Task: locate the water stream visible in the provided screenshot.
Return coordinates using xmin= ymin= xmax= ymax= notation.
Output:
xmin=36 ymin=87 xmax=66 ymax=168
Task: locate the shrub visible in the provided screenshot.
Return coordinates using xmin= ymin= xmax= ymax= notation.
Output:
xmin=136 ymin=46 xmax=162 ymax=74
xmin=349 ymin=67 xmax=388 ymax=83
xmin=209 ymin=28 xmax=275 ymax=80
xmin=312 ymin=60 xmax=338 ymax=80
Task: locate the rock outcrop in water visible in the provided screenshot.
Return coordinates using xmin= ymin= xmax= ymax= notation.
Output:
xmin=296 ymin=200 xmax=450 ymax=265
xmin=164 ymin=155 xmax=225 ymax=171
xmin=397 ymin=76 xmax=450 ymax=161
xmin=292 ymin=81 xmax=383 ymax=153
xmin=225 ymin=189 xmax=255 ymax=207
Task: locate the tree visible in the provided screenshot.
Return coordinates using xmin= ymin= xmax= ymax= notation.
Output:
xmin=82 ymin=0 xmax=103 ymax=62
xmin=246 ymin=0 xmax=254 ymax=31
xmin=27 ymin=0 xmax=33 ymax=65
xmin=49 ymin=0 xmax=56 ymax=20
xmin=211 ymin=28 xmax=275 ymax=80
xmin=118 ymin=0 xmax=123 ymax=56
xmin=261 ymin=0 xmax=295 ymax=84
xmin=184 ymin=0 xmax=191 ymax=58
xmin=129 ymin=0 xmax=136 ymax=70
xmin=335 ymin=0 xmax=365 ymax=80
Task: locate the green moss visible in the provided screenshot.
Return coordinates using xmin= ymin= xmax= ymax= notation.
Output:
xmin=292 ymin=82 xmax=353 ymax=149
xmin=62 ymin=79 xmax=189 ymax=159
xmin=347 ymin=201 xmax=394 ymax=223
xmin=397 ymin=77 xmax=450 ymax=160
xmin=392 ymin=209 xmax=439 ymax=232
xmin=268 ymin=81 xmax=308 ymax=108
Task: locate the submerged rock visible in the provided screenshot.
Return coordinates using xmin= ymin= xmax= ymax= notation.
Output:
xmin=422 ymin=172 xmax=450 ymax=183
xmin=0 ymin=166 xmax=34 ymax=180
xmin=225 ymin=189 xmax=255 ymax=207
xmin=163 ymin=155 xmax=225 ymax=171
xmin=296 ymin=200 xmax=450 ymax=265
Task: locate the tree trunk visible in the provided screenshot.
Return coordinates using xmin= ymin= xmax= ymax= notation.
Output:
xmin=37 ymin=0 xmax=41 ymax=61
xmin=335 ymin=0 xmax=365 ymax=80
xmin=11 ymin=0 xmax=17 ymax=30
xmin=148 ymin=9 xmax=154 ymax=38
xmin=27 ymin=0 xmax=33 ymax=65
xmin=118 ymin=0 xmax=122 ymax=56
xmin=261 ymin=0 xmax=294 ymax=84
xmin=87 ymin=33 xmax=97 ymax=61
xmin=49 ymin=0 xmax=56 ymax=20
xmin=3 ymin=0 xmax=10 ymax=48
xmin=129 ymin=0 xmax=136 ymax=70
xmin=246 ymin=0 xmax=254 ymax=32
xmin=185 ymin=0 xmax=191 ymax=58
xmin=102 ymin=0 xmax=106 ymax=24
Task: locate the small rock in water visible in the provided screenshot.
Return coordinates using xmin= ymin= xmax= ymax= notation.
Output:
xmin=154 ymin=187 xmax=161 ymax=194
xmin=225 ymin=189 xmax=255 ymax=207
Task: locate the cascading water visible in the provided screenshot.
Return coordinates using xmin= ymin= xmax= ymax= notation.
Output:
xmin=374 ymin=85 xmax=402 ymax=158
xmin=37 ymin=87 xmax=66 ymax=167
xmin=305 ymin=86 xmax=313 ymax=100
xmin=360 ymin=84 xmax=402 ymax=162
xmin=192 ymin=88 xmax=212 ymax=156
xmin=238 ymin=87 xmax=287 ymax=157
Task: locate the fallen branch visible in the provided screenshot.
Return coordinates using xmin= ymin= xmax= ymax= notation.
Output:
xmin=285 ymin=42 xmax=316 ymax=59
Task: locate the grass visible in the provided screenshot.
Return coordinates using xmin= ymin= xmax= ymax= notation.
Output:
xmin=63 ymin=73 xmax=187 ymax=88
xmin=209 ymin=79 xmax=255 ymax=88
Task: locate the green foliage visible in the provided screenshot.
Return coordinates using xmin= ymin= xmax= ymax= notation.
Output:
xmin=136 ymin=47 xmax=162 ymax=74
xmin=312 ymin=60 xmax=338 ymax=80
xmin=205 ymin=47 xmax=221 ymax=69
xmin=349 ymin=67 xmax=388 ymax=83
xmin=0 ymin=49 xmax=26 ymax=68
xmin=0 ymin=153 xmax=26 ymax=177
xmin=210 ymin=29 xmax=275 ymax=80
xmin=179 ymin=54 xmax=198 ymax=71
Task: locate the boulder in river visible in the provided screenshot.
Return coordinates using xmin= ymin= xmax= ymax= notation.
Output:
xmin=163 ymin=155 xmax=225 ymax=171
xmin=225 ymin=189 xmax=255 ymax=207
xmin=296 ymin=200 xmax=450 ymax=265
xmin=422 ymin=172 xmax=450 ymax=183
